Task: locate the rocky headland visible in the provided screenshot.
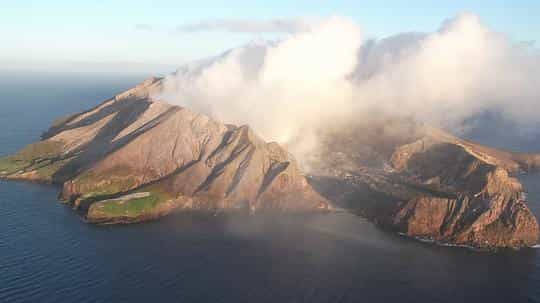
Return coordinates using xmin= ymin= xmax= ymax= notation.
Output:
xmin=0 ymin=78 xmax=328 ymax=224
xmin=1 ymin=77 xmax=538 ymax=249
xmin=308 ymin=122 xmax=540 ymax=249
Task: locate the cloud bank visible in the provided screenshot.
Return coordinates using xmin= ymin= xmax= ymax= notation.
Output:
xmin=134 ymin=24 xmax=154 ymax=32
xmin=175 ymin=18 xmax=316 ymax=33
xmin=158 ymin=13 xmax=540 ymax=166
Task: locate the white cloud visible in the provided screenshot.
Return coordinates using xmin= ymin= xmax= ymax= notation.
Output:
xmin=157 ymin=13 xmax=540 ymax=168
xmin=134 ymin=24 xmax=154 ymax=32
xmin=175 ymin=17 xmax=317 ymax=33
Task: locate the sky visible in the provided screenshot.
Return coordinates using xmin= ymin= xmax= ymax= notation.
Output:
xmin=1 ymin=0 xmax=539 ymax=74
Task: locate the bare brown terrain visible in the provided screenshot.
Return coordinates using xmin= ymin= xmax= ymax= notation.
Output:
xmin=0 ymin=78 xmax=328 ymax=224
xmin=308 ymin=121 xmax=540 ymax=249
xmin=1 ymin=77 xmax=538 ymax=249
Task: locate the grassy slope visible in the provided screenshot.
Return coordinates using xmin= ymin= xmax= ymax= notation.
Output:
xmin=88 ymin=187 xmax=173 ymax=219
xmin=99 ymin=194 xmax=160 ymax=217
xmin=75 ymin=167 xmax=139 ymax=199
xmin=0 ymin=140 xmax=65 ymax=180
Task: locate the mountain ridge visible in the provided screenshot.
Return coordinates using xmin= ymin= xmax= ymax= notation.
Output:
xmin=0 ymin=77 xmax=329 ymax=224
xmin=1 ymin=76 xmax=538 ymax=249
xmin=308 ymin=121 xmax=540 ymax=249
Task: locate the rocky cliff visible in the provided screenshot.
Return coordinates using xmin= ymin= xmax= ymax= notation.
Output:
xmin=389 ymin=137 xmax=538 ymax=248
xmin=0 ymin=78 xmax=328 ymax=223
xmin=309 ymin=123 xmax=540 ymax=249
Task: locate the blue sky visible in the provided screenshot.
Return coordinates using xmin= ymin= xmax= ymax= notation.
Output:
xmin=1 ymin=0 xmax=538 ymax=73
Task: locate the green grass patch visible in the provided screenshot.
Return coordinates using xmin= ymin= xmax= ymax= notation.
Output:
xmin=14 ymin=140 xmax=63 ymax=161
xmin=0 ymin=157 xmax=27 ymax=175
xmin=0 ymin=140 xmax=63 ymax=175
xmin=94 ymin=193 xmax=165 ymax=217
xmin=79 ymin=176 xmax=138 ymax=199
xmin=35 ymin=158 xmax=71 ymax=180
xmin=76 ymin=165 xmax=140 ymax=198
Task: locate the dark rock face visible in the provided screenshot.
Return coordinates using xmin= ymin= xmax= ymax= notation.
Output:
xmin=0 ymin=78 xmax=328 ymax=223
xmin=388 ymin=132 xmax=539 ymax=248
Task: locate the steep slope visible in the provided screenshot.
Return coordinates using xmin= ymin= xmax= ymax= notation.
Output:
xmin=0 ymin=78 xmax=328 ymax=223
xmin=392 ymin=125 xmax=540 ymax=174
xmin=310 ymin=122 xmax=540 ymax=249
xmin=1 ymin=76 xmax=537 ymax=248
xmin=389 ymin=140 xmax=538 ymax=248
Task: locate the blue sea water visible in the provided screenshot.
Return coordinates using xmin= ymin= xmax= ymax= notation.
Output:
xmin=0 ymin=72 xmax=539 ymax=303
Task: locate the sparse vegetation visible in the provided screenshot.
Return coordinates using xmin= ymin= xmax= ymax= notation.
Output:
xmin=35 ymin=158 xmax=71 ymax=180
xmin=90 ymin=192 xmax=167 ymax=218
xmin=80 ymin=178 xmax=138 ymax=198
xmin=50 ymin=113 xmax=77 ymax=129
xmin=0 ymin=141 xmax=63 ymax=176
xmin=76 ymin=167 xmax=138 ymax=198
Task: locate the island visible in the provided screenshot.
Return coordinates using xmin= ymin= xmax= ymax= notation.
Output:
xmin=1 ymin=77 xmax=538 ymax=250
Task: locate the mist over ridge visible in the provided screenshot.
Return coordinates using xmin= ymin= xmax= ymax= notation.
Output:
xmin=156 ymin=13 xmax=540 ymax=168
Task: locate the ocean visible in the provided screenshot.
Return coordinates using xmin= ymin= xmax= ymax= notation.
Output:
xmin=0 ymin=71 xmax=539 ymax=303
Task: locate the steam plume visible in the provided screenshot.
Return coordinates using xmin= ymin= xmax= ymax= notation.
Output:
xmin=157 ymin=13 xmax=540 ymax=166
